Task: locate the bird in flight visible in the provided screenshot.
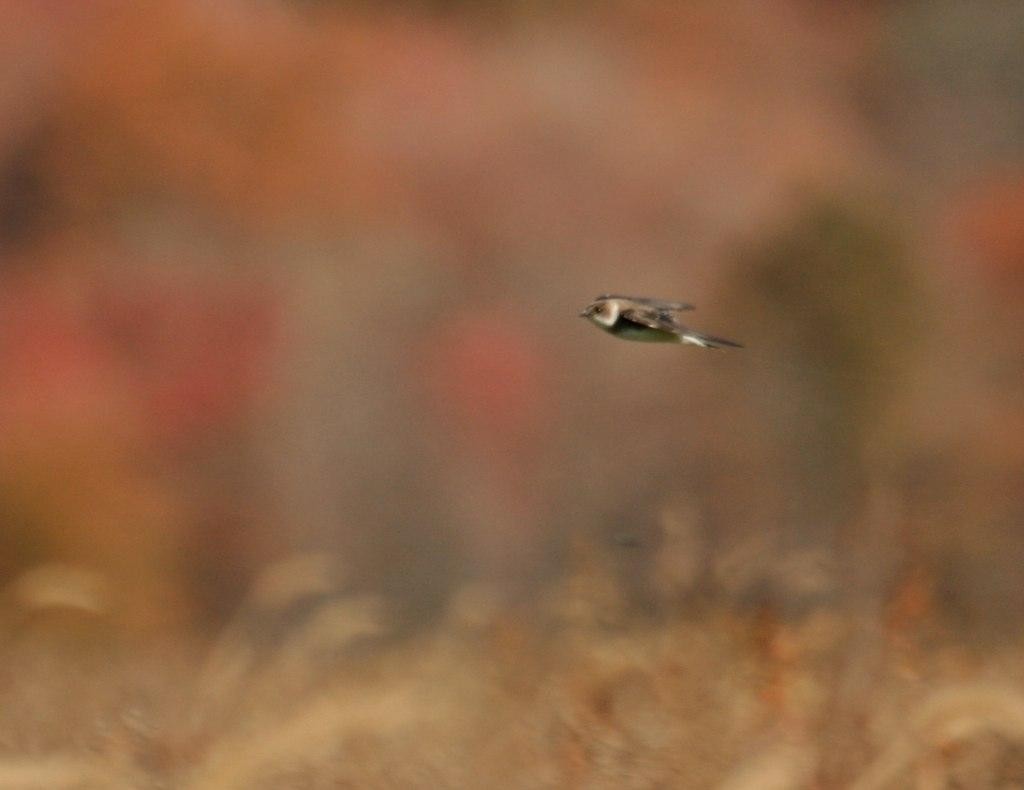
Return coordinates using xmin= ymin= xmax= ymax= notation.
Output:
xmin=579 ymin=294 xmax=742 ymax=349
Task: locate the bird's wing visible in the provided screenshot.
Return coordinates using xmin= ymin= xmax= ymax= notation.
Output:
xmin=620 ymin=306 xmax=686 ymax=333
xmin=597 ymin=295 xmax=695 ymax=311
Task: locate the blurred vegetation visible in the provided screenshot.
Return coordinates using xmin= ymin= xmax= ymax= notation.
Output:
xmin=727 ymin=197 xmax=919 ymax=558
xmin=0 ymin=0 xmax=1023 ymax=786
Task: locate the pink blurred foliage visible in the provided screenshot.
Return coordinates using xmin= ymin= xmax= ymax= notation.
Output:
xmin=949 ymin=172 xmax=1024 ymax=296
xmin=92 ymin=272 xmax=280 ymax=451
xmin=0 ymin=235 xmax=281 ymax=626
xmin=1 ymin=243 xmax=138 ymax=449
xmin=421 ymin=309 xmax=552 ymax=460
xmin=418 ymin=308 xmax=555 ymax=574
xmin=0 ymin=250 xmax=280 ymax=455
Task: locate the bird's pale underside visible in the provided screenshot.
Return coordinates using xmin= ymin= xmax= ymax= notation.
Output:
xmin=579 ymin=294 xmax=742 ymax=349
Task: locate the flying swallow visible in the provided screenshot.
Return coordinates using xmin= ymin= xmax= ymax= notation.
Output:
xmin=579 ymin=294 xmax=742 ymax=349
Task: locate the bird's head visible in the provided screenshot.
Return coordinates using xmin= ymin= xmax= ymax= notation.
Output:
xmin=579 ymin=298 xmax=620 ymax=327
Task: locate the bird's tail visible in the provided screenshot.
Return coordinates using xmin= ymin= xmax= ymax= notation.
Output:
xmin=681 ymin=331 xmax=743 ymax=349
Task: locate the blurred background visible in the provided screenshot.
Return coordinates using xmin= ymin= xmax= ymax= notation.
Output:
xmin=1 ymin=1 xmax=1023 ymax=787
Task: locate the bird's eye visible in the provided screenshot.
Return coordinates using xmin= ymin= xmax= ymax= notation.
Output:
xmin=594 ymin=305 xmax=604 ymax=314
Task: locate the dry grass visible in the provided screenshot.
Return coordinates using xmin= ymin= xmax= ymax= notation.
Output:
xmin=3 ymin=555 xmax=1024 ymax=789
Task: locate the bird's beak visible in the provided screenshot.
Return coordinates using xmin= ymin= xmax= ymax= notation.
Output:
xmin=578 ymin=309 xmax=589 ymax=318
